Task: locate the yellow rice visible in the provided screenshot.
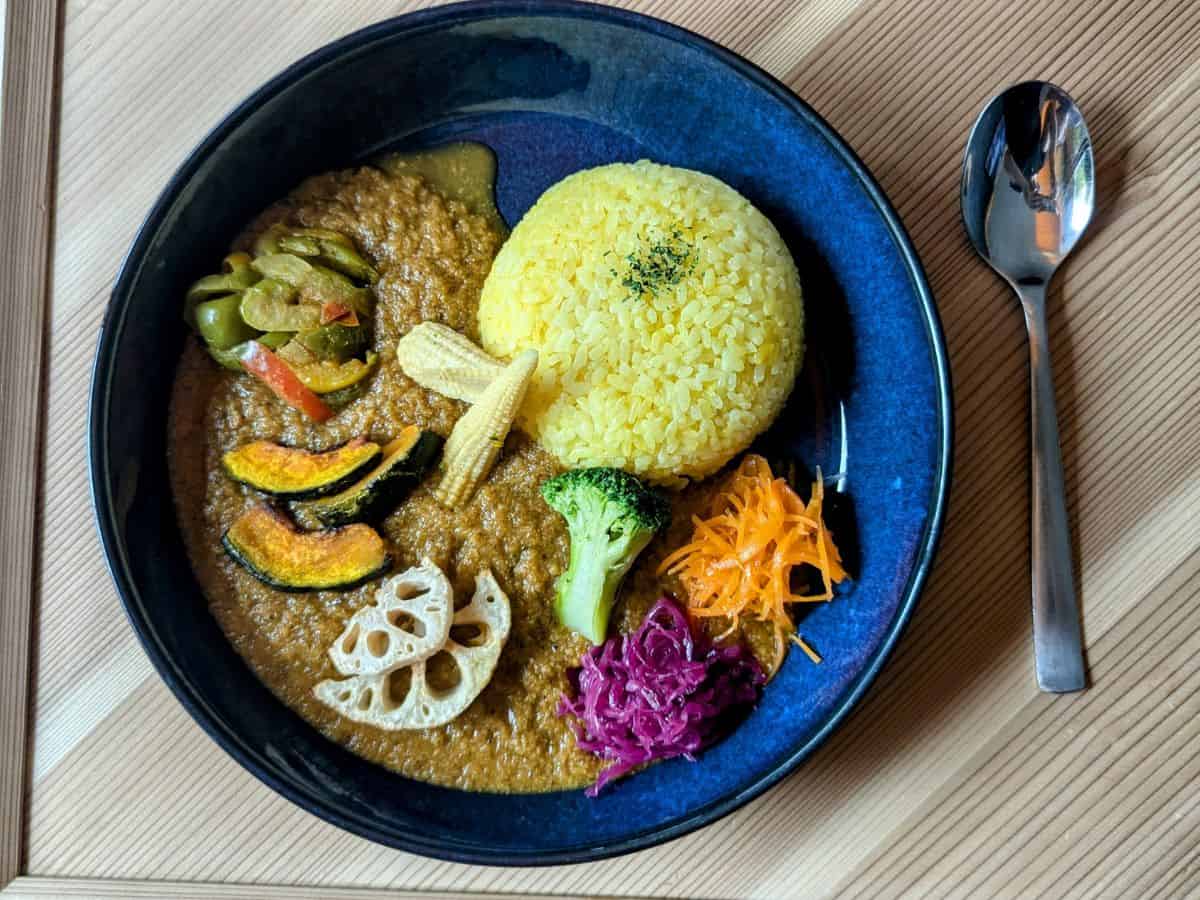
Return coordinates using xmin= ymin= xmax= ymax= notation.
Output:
xmin=478 ymin=160 xmax=803 ymax=486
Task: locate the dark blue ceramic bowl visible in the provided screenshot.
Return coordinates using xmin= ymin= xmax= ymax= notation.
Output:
xmin=90 ymin=0 xmax=951 ymax=864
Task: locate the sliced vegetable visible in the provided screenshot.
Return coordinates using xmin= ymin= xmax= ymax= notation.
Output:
xmin=285 ymin=227 xmax=350 ymax=246
xmin=558 ymin=596 xmax=764 ymax=797
xmin=251 ymin=252 xmax=332 ymax=288
xmin=237 ymin=340 xmax=333 ymax=422
xmin=658 ymin=455 xmax=848 ymax=669
xmin=289 ymin=352 xmax=379 ymax=395
xmin=325 ymin=559 xmax=452 ymax=675
xmin=433 ymin=349 xmax=538 ymax=507
xmin=296 ymin=322 xmax=370 ymax=362
xmin=183 ymin=252 xmax=261 ymax=326
xmin=208 ymin=332 xmax=290 ymax=372
xmin=276 ymin=232 xmax=321 ymax=256
xmin=194 ymin=294 xmax=260 ymax=350
xmin=277 ymin=227 xmax=379 ymax=284
xmin=293 ymin=426 xmax=442 ymax=529
xmin=275 ymin=339 xmax=318 ymax=368
xmin=540 ymin=468 xmax=669 ymax=644
xmin=320 ymin=380 xmax=369 ymax=411
xmin=251 ymin=253 xmax=372 ymax=316
xmin=222 ymin=504 xmax=390 ymax=592
xmin=313 ymin=569 xmax=511 ymax=729
xmin=319 ymin=301 xmax=359 ymax=326
xmin=186 ymin=270 xmax=260 ymax=305
xmin=252 ymin=223 xmax=289 ymax=256
xmin=221 ymin=438 xmax=382 ymax=499
xmin=207 ymin=344 xmax=251 ymax=372
xmin=258 ymin=331 xmax=292 ymax=350
xmin=239 ymin=277 xmax=320 ymax=332
xmin=395 ymin=322 xmax=505 ymax=403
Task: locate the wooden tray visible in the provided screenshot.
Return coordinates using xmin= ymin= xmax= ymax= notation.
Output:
xmin=4 ymin=1 xmax=1199 ymax=897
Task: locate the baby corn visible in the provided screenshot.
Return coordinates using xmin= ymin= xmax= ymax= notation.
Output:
xmin=396 ymin=322 xmax=505 ymax=403
xmin=434 ymin=349 xmax=538 ymax=507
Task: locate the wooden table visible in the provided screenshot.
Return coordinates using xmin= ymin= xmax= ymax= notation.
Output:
xmin=3 ymin=1 xmax=1198 ymax=897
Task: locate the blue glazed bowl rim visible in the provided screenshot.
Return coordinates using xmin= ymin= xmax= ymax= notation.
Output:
xmin=89 ymin=0 xmax=953 ymax=866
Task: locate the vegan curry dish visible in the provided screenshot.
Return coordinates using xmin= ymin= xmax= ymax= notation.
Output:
xmin=168 ymin=144 xmax=849 ymax=795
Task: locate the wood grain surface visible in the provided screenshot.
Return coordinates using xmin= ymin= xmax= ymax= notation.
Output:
xmin=3 ymin=877 xmax=627 ymax=900
xmin=0 ymin=0 xmax=57 ymax=888
xmin=12 ymin=0 xmax=1200 ymax=897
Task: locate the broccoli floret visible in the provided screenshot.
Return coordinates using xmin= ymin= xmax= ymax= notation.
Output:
xmin=541 ymin=467 xmax=670 ymax=644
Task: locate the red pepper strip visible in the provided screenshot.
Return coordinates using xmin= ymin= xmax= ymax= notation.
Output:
xmin=320 ymin=302 xmax=359 ymax=326
xmin=238 ymin=340 xmax=333 ymax=422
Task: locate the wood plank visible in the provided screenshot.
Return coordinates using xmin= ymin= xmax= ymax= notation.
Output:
xmin=0 ymin=0 xmax=58 ymax=888
xmin=1 ymin=876 xmax=631 ymax=900
xmin=835 ymin=547 xmax=1200 ymax=898
xmin=20 ymin=0 xmax=1200 ymax=896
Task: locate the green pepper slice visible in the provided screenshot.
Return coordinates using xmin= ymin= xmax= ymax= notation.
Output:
xmin=276 ymin=233 xmax=322 ymax=256
xmin=206 ymin=332 xmax=294 ymax=372
xmin=257 ymin=331 xmax=292 ymax=350
xmin=207 ymin=342 xmax=250 ymax=372
xmin=277 ymin=229 xmax=379 ymax=285
xmin=195 ymin=294 xmax=260 ymax=350
xmin=183 ymin=253 xmax=262 ymax=327
xmin=294 ymin=322 xmax=371 ymax=362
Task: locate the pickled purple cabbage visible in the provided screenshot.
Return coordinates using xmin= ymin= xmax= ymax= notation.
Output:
xmin=558 ymin=596 xmax=765 ymax=796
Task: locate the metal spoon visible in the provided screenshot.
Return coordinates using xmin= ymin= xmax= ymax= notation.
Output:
xmin=960 ymin=81 xmax=1092 ymax=692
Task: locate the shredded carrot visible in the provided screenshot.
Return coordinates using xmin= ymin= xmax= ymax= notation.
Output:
xmin=796 ymin=636 xmax=823 ymax=665
xmin=658 ymin=455 xmax=847 ymax=669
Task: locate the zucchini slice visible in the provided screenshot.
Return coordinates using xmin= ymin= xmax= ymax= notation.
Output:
xmin=239 ymin=277 xmax=320 ymax=332
xmin=222 ymin=504 xmax=391 ymax=592
xmin=292 ymin=426 xmax=442 ymax=529
xmin=251 ymin=253 xmax=373 ymax=316
xmin=222 ymin=438 xmax=382 ymax=500
xmin=290 ymin=352 xmax=378 ymax=395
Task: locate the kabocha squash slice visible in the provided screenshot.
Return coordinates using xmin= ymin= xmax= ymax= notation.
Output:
xmin=292 ymin=426 xmax=442 ymax=529
xmin=221 ymin=504 xmax=391 ymax=592
xmin=222 ymin=438 xmax=381 ymax=499
xmin=313 ymin=570 xmax=511 ymax=729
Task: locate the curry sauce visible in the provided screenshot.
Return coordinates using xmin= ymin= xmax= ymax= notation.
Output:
xmin=168 ymin=148 xmax=770 ymax=792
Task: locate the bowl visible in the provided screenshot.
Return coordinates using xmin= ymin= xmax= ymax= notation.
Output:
xmin=90 ymin=0 xmax=952 ymax=864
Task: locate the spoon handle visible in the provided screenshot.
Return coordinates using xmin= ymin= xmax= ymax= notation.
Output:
xmin=1020 ymin=285 xmax=1086 ymax=692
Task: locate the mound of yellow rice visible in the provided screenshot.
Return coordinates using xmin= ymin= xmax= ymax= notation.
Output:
xmin=478 ymin=160 xmax=803 ymax=486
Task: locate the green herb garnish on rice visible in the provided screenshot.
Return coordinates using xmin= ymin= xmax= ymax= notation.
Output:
xmin=610 ymin=226 xmax=698 ymax=302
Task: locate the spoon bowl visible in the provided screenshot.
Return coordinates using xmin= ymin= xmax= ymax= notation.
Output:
xmin=961 ymin=81 xmax=1093 ymax=693
xmin=962 ymin=81 xmax=1095 ymax=285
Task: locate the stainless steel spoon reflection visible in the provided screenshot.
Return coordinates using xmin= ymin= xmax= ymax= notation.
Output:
xmin=961 ymin=81 xmax=1093 ymax=692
